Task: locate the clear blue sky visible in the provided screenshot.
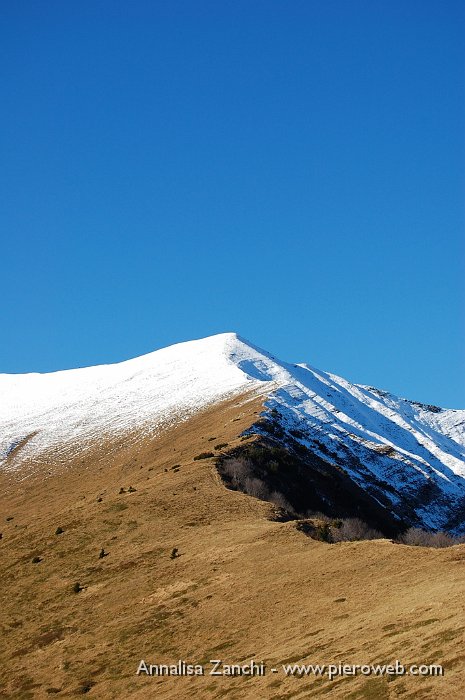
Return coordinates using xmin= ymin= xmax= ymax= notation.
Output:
xmin=1 ymin=1 xmax=464 ymax=407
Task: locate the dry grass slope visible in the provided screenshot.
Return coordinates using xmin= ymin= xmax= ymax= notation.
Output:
xmin=0 ymin=393 xmax=464 ymax=699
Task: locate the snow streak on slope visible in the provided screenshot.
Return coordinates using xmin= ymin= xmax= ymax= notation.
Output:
xmin=229 ymin=336 xmax=465 ymax=531
xmin=1 ymin=333 xmax=464 ymax=530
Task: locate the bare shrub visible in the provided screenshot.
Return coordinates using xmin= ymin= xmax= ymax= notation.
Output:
xmin=331 ymin=517 xmax=383 ymax=542
xmin=221 ymin=457 xmax=252 ymax=486
xmin=430 ymin=532 xmax=458 ymax=548
xmin=269 ymin=490 xmax=293 ymax=512
xmin=244 ymin=477 xmax=269 ymax=500
xmin=400 ymin=527 xmax=465 ymax=548
xmin=400 ymin=527 xmax=432 ymax=546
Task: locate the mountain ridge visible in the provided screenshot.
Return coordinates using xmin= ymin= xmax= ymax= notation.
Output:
xmin=1 ymin=332 xmax=464 ymax=532
xmin=1 ymin=335 xmax=465 ymax=698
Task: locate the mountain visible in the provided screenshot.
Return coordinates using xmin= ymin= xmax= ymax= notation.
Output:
xmin=2 ymin=332 xmax=464 ymax=533
xmin=2 ymin=333 xmax=465 ymax=699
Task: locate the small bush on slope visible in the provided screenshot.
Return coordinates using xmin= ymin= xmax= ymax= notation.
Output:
xmin=399 ymin=527 xmax=465 ymax=548
xmin=296 ymin=517 xmax=383 ymax=543
xmin=331 ymin=517 xmax=383 ymax=542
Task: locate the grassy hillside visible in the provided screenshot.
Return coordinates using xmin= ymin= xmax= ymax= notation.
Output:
xmin=1 ymin=393 xmax=464 ymax=699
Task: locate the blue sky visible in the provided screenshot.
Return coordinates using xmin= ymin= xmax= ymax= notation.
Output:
xmin=1 ymin=1 xmax=464 ymax=407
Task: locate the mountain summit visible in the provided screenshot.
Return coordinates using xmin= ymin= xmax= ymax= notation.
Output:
xmin=2 ymin=334 xmax=465 ymax=699
xmin=1 ymin=332 xmax=464 ymax=532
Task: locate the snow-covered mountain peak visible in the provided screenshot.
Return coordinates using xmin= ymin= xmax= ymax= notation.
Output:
xmin=1 ymin=333 xmax=464 ymax=531
xmin=0 ymin=333 xmax=264 ymax=463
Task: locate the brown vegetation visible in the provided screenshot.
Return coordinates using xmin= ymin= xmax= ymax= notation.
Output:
xmin=0 ymin=393 xmax=464 ymax=698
